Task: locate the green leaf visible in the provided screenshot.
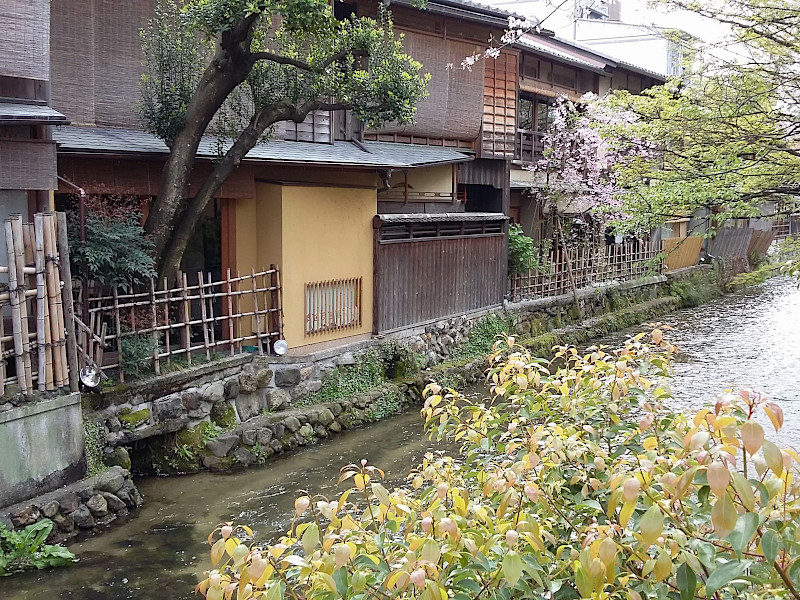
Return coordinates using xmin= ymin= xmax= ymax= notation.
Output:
xmin=676 ymin=562 xmax=697 ymax=600
xmin=761 ymin=528 xmax=780 ymax=564
xmin=727 ymin=512 xmax=759 ymax=557
xmin=301 ymin=523 xmax=320 ymax=555
xmin=503 ymin=550 xmax=524 ymax=588
xmin=638 ymin=504 xmax=664 ymax=547
xmin=705 ymin=559 xmax=751 ymax=598
xmin=694 ymin=540 xmax=716 ymax=569
xmin=711 ymin=493 xmax=738 ymax=538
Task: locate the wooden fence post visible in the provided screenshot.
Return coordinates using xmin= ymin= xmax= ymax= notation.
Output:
xmin=56 ymin=212 xmax=79 ymax=392
xmin=33 ymin=215 xmax=48 ymax=391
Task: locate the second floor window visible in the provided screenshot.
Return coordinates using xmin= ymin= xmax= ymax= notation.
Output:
xmin=519 ymin=95 xmax=554 ymax=133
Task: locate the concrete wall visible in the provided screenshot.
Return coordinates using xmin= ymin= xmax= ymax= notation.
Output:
xmin=0 ymin=394 xmax=86 ymax=508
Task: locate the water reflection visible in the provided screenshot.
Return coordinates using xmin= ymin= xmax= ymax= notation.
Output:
xmin=4 ymin=277 xmax=799 ymax=599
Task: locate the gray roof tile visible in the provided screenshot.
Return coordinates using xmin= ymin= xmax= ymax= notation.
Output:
xmin=0 ymin=102 xmax=68 ymax=124
xmin=52 ymin=126 xmax=472 ymax=168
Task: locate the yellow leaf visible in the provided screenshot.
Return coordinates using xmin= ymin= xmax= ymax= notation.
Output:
xmin=224 ymin=538 xmax=238 ymax=558
xmin=764 ymin=402 xmax=784 ymax=432
xmin=741 ymin=421 xmax=764 ymax=455
xmin=638 ymin=505 xmax=664 ymax=548
xmin=643 ymin=437 xmax=658 ymax=451
xmin=763 ymin=440 xmax=784 ymax=476
xmin=211 ymin=538 xmax=225 ymax=566
xmin=731 ymin=471 xmax=756 ymax=511
xmin=653 ymin=552 xmax=672 ymax=582
xmin=619 ymin=498 xmax=636 ymax=528
xmin=706 ymin=462 xmax=730 ymax=497
xmin=711 ymin=493 xmax=738 ymax=538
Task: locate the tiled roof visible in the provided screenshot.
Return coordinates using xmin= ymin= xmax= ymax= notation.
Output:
xmin=516 ymin=34 xmax=610 ymax=72
xmin=377 ymin=212 xmax=507 ymax=223
xmin=0 ymin=102 xmax=69 ymax=124
xmin=52 ymin=126 xmax=472 ymax=168
xmin=393 ymin=0 xmax=525 ymax=26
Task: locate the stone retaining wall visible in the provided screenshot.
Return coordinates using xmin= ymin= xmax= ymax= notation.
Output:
xmin=1 ymin=467 xmax=142 ymax=544
xmin=83 ymin=267 xmax=713 ymax=475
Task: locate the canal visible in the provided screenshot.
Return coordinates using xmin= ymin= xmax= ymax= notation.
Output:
xmin=3 ymin=276 xmax=799 ymax=599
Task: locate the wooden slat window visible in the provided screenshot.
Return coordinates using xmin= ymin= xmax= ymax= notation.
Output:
xmin=304 ymin=277 xmax=362 ymax=336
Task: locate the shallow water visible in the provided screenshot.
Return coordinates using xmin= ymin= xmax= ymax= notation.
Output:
xmin=3 ymin=276 xmax=800 ymax=598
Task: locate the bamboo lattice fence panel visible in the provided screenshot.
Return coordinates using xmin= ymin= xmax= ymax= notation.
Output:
xmin=509 ymin=240 xmax=660 ymax=303
xmin=662 ymin=236 xmax=703 ymax=272
xmin=76 ymin=268 xmax=284 ymax=381
xmin=0 ymin=213 xmax=77 ymax=395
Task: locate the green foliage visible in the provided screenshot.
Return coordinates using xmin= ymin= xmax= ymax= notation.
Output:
xmin=197 ymin=330 xmax=800 ymax=600
xmin=363 ymin=388 xmax=404 ymax=423
xmin=449 ymin=314 xmax=515 ymax=362
xmin=67 ymin=205 xmax=156 ymax=289
xmin=296 ymin=350 xmax=387 ymax=408
xmin=83 ymin=419 xmax=107 ymax=477
xmin=119 ymin=333 xmax=159 ymax=379
xmin=0 ymin=520 xmax=76 ymax=576
xmin=668 ymin=272 xmax=722 ymax=308
xmin=507 ymin=224 xmax=539 ymax=276
xmin=201 ymin=421 xmax=224 ymax=444
xmin=119 ymin=408 xmax=150 ymax=430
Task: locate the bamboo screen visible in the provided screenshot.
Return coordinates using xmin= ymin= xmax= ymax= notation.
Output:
xmin=0 ymin=0 xmax=50 ymax=81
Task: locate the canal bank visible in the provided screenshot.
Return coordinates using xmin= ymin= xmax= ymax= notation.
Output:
xmin=5 ymin=273 xmax=799 ymax=600
xmin=0 ymin=266 xmax=717 ymax=542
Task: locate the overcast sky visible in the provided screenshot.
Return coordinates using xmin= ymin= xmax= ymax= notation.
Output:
xmin=475 ymin=0 xmax=731 ymax=45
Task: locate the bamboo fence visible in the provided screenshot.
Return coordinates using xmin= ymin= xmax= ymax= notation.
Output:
xmin=0 ymin=213 xmax=78 ymax=395
xmin=509 ymin=239 xmax=660 ymax=303
xmin=75 ymin=267 xmax=284 ymax=382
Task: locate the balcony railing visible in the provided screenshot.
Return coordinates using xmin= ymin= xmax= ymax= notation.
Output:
xmin=515 ymin=128 xmax=544 ymax=163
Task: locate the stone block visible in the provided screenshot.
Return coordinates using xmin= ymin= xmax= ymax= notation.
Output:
xmin=266 ymin=389 xmax=290 ymax=411
xmin=239 ymin=368 xmax=258 ymax=393
xmin=314 ymin=425 xmax=328 ymax=438
xmin=240 ymin=428 xmax=258 ymax=446
xmin=181 ymin=390 xmax=202 ymax=411
xmin=282 ymin=415 xmax=301 ymax=432
xmin=275 ymin=367 xmax=301 ymax=387
xmin=254 ymin=368 xmax=273 ymax=389
xmin=202 ymin=382 xmax=225 ymax=404
xmin=235 ymin=391 xmax=265 ymax=423
xmin=53 ymin=513 xmax=74 ymax=533
xmin=270 ymin=423 xmax=285 ymax=439
xmin=298 ymin=424 xmax=314 ymax=440
xmin=86 ymin=494 xmax=108 ymax=518
xmin=336 ymin=353 xmax=356 ymax=366
xmin=291 ymin=379 xmax=322 ymax=400
xmin=232 ymin=447 xmax=257 ymax=467
xmin=328 ymin=421 xmax=342 ymax=433
xmin=317 ymin=408 xmax=335 ymax=426
xmin=269 ymin=439 xmax=283 ymax=453
xmin=58 ymin=492 xmax=81 ymax=514
xmin=188 ymin=402 xmax=212 ymax=419
xmin=96 ymin=469 xmax=125 ymax=494
xmin=256 ymin=428 xmax=273 ymax=445
xmin=10 ymin=506 xmax=40 ymax=528
xmin=224 ymin=377 xmax=241 ymax=399
xmin=72 ymin=505 xmax=95 ymax=529
xmin=206 ymin=433 xmax=239 ymax=457
xmin=328 ymin=402 xmax=342 ymax=417
xmin=101 ymin=492 xmax=127 ymax=514
xmin=41 ymin=500 xmax=60 ymax=519
xmin=152 ymin=395 xmax=185 ymax=423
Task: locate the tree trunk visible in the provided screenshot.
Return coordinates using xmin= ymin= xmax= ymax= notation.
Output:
xmin=146 ymin=18 xmax=258 ymax=264
xmin=157 ymin=103 xmax=316 ymax=280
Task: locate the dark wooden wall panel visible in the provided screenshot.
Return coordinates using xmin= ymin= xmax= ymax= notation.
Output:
xmin=375 ymin=235 xmax=504 ymax=332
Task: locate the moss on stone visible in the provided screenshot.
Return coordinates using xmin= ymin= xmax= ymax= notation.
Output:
xmin=119 ymin=408 xmax=150 ymax=429
xmin=211 ymin=402 xmax=238 ymax=429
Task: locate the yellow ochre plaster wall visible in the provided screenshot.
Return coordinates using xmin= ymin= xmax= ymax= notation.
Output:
xmin=245 ymin=182 xmax=375 ymax=349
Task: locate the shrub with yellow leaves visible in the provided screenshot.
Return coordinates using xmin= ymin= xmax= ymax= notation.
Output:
xmin=196 ymin=328 xmax=800 ymax=600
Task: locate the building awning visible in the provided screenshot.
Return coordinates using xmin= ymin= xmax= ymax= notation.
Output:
xmin=0 ymin=102 xmax=69 ymax=125
xmin=376 ymin=212 xmax=507 ymax=224
xmin=52 ymin=126 xmax=473 ymax=169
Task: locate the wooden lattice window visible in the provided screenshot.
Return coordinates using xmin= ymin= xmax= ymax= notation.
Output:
xmin=304 ymin=277 xmax=362 ymax=336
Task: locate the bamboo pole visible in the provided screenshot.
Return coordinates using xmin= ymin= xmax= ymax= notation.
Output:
xmin=33 ymin=215 xmax=48 ymax=391
xmin=181 ymin=272 xmax=191 ymax=366
xmin=207 ymin=272 xmax=216 ymax=348
xmin=8 ymin=216 xmax=32 ymax=393
xmin=112 ymin=287 xmax=124 ymax=383
xmin=251 ymin=269 xmax=263 ymax=355
xmin=43 ymin=214 xmax=66 ymax=387
xmin=162 ymin=277 xmax=171 ymax=366
xmin=226 ymin=268 xmax=235 ymax=356
xmin=149 ymin=278 xmax=160 ymax=375
xmin=198 ymin=271 xmax=211 ymax=360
